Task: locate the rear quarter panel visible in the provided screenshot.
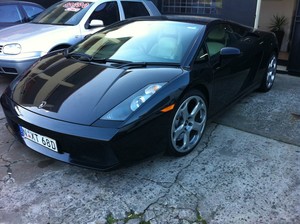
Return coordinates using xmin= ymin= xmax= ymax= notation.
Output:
xmin=254 ymin=30 xmax=278 ymax=84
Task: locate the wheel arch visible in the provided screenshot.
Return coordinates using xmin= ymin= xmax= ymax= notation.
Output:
xmin=191 ymin=84 xmax=210 ymax=108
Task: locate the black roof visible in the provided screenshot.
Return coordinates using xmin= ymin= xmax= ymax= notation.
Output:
xmin=127 ymin=15 xmax=221 ymax=26
xmin=164 ymin=15 xmax=220 ymax=24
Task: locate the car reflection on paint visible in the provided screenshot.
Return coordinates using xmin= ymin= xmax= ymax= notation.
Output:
xmin=1 ymin=15 xmax=278 ymax=170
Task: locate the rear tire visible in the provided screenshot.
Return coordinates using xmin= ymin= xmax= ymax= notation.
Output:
xmin=167 ymin=90 xmax=207 ymax=156
xmin=259 ymin=53 xmax=277 ymax=92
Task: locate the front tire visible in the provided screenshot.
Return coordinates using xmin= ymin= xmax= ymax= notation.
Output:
xmin=168 ymin=90 xmax=207 ymax=156
xmin=259 ymin=53 xmax=277 ymax=92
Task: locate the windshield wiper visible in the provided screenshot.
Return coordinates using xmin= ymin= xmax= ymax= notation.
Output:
xmin=90 ymin=58 xmax=131 ymax=64
xmin=89 ymin=59 xmax=148 ymax=69
xmin=66 ymin=52 xmax=93 ymax=61
xmin=65 ymin=53 xmax=181 ymax=69
xmin=117 ymin=62 xmax=180 ymax=69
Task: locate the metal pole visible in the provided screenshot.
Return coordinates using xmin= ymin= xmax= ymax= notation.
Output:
xmin=254 ymin=0 xmax=262 ymax=28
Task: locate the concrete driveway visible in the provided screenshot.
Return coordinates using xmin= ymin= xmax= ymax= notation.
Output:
xmin=0 ymin=74 xmax=299 ymax=224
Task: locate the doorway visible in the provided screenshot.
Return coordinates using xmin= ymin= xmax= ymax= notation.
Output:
xmin=257 ymin=0 xmax=298 ymax=68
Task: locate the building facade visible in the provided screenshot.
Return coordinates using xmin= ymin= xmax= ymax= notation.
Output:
xmin=156 ymin=0 xmax=257 ymax=27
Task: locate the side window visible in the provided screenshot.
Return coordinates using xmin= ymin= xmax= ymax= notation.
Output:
xmin=205 ymin=24 xmax=228 ymax=57
xmin=0 ymin=5 xmax=22 ymax=23
xmin=121 ymin=1 xmax=150 ymax=18
xmin=226 ymin=24 xmax=247 ymax=47
xmin=88 ymin=2 xmax=120 ymax=27
xmin=23 ymin=5 xmax=44 ymax=21
xmin=195 ymin=46 xmax=209 ymax=63
xmin=230 ymin=24 xmax=248 ymax=38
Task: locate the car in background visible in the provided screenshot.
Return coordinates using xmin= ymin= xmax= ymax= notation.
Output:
xmin=0 ymin=0 xmax=160 ymax=76
xmin=0 ymin=1 xmax=44 ymax=30
xmin=1 ymin=16 xmax=278 ymax=170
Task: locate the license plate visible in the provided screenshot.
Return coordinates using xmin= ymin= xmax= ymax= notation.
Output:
xmin=19 ymin=126 xmax=58 ymax=152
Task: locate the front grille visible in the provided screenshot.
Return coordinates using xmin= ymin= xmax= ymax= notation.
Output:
xmin=0 ymin=45 xmax=3 ymax=53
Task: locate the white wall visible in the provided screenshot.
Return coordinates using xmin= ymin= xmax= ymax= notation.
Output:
xmin=258 ymin=0 xmax=296 ymax=51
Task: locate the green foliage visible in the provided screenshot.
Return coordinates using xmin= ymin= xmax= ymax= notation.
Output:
xmin=269 ymin=15 xmax=288 ymax=32
xmin=106 ymin=213 xmax=117 ymax=224
xmin=196 ymin=210 xmax=207 ymax=224
xmin=124 ymin=211 xmax=143 ymax=222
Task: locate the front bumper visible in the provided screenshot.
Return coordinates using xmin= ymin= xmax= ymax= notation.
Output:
xmin=1 ymin=93 xmax=168 ymax=170
xmin=0 ymin=58 xmax=38 ymax=76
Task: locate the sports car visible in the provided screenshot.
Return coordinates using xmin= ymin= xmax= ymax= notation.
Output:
xmin=1 ymin=16 xmax=278 ymax=170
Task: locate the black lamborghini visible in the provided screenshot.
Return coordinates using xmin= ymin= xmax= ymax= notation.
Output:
xmin=1 ymin=16 xmax=278 ymax=170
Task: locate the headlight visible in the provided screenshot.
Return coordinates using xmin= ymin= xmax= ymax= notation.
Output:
xmin=101 ymin=83 xmax=166 ymax=121
xmin=3 ymin=43 xmax=21 ymax=55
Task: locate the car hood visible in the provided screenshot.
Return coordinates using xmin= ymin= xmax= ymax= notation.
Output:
xmin=10 ymin=53 xmax=183 ymax=125
xmin=0 ymin=23 xmax=68 ymax=42
xmin=0 ymin=23 xmax=77 ymax=52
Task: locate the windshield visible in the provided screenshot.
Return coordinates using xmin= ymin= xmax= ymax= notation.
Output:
xmin=32 ymin=1 xmax=93 ymax=25
xmin=68 ymin=20 xmax=205 ymax=64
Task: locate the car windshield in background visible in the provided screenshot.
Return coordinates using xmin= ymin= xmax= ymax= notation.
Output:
xmin=68 ymin=20 xmax=205 ymax=64
xmin=32 ymin=1 xmax=93 ymax=25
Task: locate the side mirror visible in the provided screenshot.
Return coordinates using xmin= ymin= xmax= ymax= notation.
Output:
xmin=89 ymin=19 xmax=104 ymax=28
xmin=219 ymin=47 xmax=241 ymax=67
xmin=220 ymin=47 xmax=241 ymax=57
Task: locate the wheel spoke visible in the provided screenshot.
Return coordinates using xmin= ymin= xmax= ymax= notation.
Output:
xmin=180 ymin=102 xmax=189 ymax=121
xmin=182 ymin=130 xmax=190 ymax=150
xmin=190 ymin=101 xmax=201 ymax=119
xmin=173 ymin=124 xmax=185 ymax=140
xmin=192 ymin=119 xmax=206 ymax=132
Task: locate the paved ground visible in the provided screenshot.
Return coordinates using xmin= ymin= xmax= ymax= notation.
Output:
xmin=0 ymin=74 xmax=299 ymax=224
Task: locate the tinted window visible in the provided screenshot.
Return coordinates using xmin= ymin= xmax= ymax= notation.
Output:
xmin=0 ymin=5 xmax=22 ymax=23
xmin=23 ymin=5 xmax=44 ymax=20
xmin=89 ymin=2 xmax=120 ymax=26
xmin=121 ymin=1 xmax=149 ymax=18
xmin=230 ymin=24 xmax=248 ymax=38
xmin=204 ymin=24 xmax=243 ymax=57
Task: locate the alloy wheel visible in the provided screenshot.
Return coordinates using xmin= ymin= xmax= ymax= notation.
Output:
xmin=171 ymin=95 xmax=207 ymax=153
xmin=266 ymin=55 xmax=277 ymax=89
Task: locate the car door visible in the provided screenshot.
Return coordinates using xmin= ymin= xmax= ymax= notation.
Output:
xmin=81 ymin=1 xmax=121 ymax=38
xmin=229 ymin=23 xmax=264 ymax=90
xmin=205 ymin=23 xmax=254 ymax=113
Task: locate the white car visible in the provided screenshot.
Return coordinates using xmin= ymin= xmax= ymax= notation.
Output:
xmin=0 ymin=0 xmax=160 ymax=76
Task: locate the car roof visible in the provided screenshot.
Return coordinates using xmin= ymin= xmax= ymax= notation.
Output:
xmin=166 ymin=15 xmax=221 ymax=25
xmin=60 ymin=0 xmax=156 ymax=2
xmin=127 ymin=15 xmax=221 ymax=26
xmin=0 ymin=1 xmax=44 ymax=7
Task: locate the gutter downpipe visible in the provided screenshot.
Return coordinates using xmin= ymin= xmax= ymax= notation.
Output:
xmin=254 ymin=0 xmax=262 ymax=29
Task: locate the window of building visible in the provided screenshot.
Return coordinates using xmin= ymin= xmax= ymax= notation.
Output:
xmin=162 ymin=0 xmax=223 ymax=15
